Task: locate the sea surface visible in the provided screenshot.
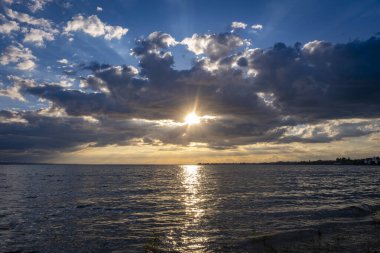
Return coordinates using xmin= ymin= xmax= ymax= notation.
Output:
xmin=0 ymin=164 xmax=379 ymax=252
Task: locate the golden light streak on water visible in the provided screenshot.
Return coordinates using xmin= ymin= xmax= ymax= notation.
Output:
xmin=179 ymin=165 xmax=208 ymax=251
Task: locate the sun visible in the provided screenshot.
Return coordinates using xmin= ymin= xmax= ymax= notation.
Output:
xmin=184 ymin=112 xmax=200 ymax=125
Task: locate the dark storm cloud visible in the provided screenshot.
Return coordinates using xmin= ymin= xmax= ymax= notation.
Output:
xmin=250 ymin=37 xmax=380 ymax=121
xmin=0 ymin=109 xmax=170 ymax=161
xmin=0 ymin=110 xmax=96 ymax=151
xmin=1 ymin=31 xmax=380 ymax=159
xmin=26 ymin=85 xmax=117 ymax=116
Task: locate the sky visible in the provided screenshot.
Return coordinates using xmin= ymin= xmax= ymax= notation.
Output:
xmin=0 ymin=0 xmax=380 ymax=164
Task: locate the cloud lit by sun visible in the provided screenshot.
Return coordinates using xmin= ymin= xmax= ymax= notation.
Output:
xmin=0 ymin=0 xmax=379 ymax=164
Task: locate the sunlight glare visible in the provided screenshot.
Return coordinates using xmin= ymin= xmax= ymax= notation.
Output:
xmin=184 ymin=112 xmax=200 ymax=125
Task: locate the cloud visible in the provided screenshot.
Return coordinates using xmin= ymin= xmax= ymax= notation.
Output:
xmin=0 ymin=35 xmax=281 ymax=150
xmin=0 ymin=44 xmax=37 ymax=71
xmin=230 ymin=21 xmax=247 ymax=30
xmin=0 ymin=76 xmax=36 ymax=101
xmin=251 ymin=24 xmax=263 ymax=30
xmin=132 ymin=31 xmax=177 ymax=57
xmin=0 ymin=20 xmax=20 ymax=34
xmin=0 ymin=107 xmax=177 ymax=162
xmin=278 ymin=119 xmax=380 ymax=143
xmin=0 ymin=76 xmax=36 ymax=102
xmin=23 ymin=27 xmax=57 ymax=47
xmin=14 ymin=59 xmax=36 ymax=70
xmin=0 ymin=110 xmax=27 ymax=124
xmin=12 ymin=34 xmax=380 ymax=123
xmin=57 ymin=58 xmax=69 ymax=64
xmin=182 ymin=32 xmax=247 ymax=59
xmin=0 ymin=109 xmax=100 ymax=160
xmin=28 ymin=0 xmax=52 ymax=12
xmin=5 ymin=8 xmax=53 ymax=29
xmin=302 ymin=40 xmax=332 ymax=54
xmin=3 ymin=7 xmax=58 ymax=46
xmin=0 ymin=83 xmax=25 ymax=101
xmin=1 ymin=28 xmax=380 ymax=160
xmin=96 ymin=6 xmax=103 ymax=12
xmin=249 ymin=38 xmax=380 ymax=121
xmin=64 ymin=14 xmax=128 ymax=40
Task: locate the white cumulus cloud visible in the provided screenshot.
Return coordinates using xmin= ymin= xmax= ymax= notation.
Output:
xmin=182 ymin=33 xmax=246 ymax=59
xmin=57 ymin=58 xmax=69 ymax=64
xmin=5 ymin=8 xmax=52 ymax=29
xmin=28 ymin=0 xmax=52 ymax=12
xmin=0 ymin=13 xmax=19 ymax=35
xmin=0 ymin=20 xmax=20 ymax=34
xmin=4 ymin=8 xmax=58 ymax=46
xmin=23 ymin=27 xmax=57 ymax=47
xmin=64 ymin=15 xmax=128 ymax=40
xmin=0 ymin=44 xmax=37 ymax=71
xmin=251 ymin=24 xmax=263 ymax=30
xmin=0 ymin=76 xmax=36 ymax=101
xmin=230 ymin=21 xmax=247 ymax=30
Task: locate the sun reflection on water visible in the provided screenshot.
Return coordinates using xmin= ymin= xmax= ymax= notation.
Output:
xmin=179 ymin=165 xmax=208 ymax=251
xmin=183 ymin=165 xmax=200 ymax=192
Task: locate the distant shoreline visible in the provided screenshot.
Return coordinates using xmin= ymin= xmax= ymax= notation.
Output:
xmin=0 ymin=160 xmax=379 ymax=166
xmin=199 ymin=157 xmax=380 ymax=166
xmin=198 ymin=162 xmax=380 ymax=166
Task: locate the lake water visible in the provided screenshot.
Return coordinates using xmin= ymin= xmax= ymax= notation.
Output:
xmin=0 ymin=164 xmax=379 ymax=252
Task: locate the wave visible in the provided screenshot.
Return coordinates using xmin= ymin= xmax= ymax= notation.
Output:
xmin=317 ymin=203 xmax=378 ymax=219
xmin=264 ymin=203 xmax=380 ymax=222
xmin=244 ymin=218 xmax=380 ymax=253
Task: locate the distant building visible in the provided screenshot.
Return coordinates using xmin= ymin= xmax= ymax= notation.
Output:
xmin=364 ymin=157 xmax=380 ymax=165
